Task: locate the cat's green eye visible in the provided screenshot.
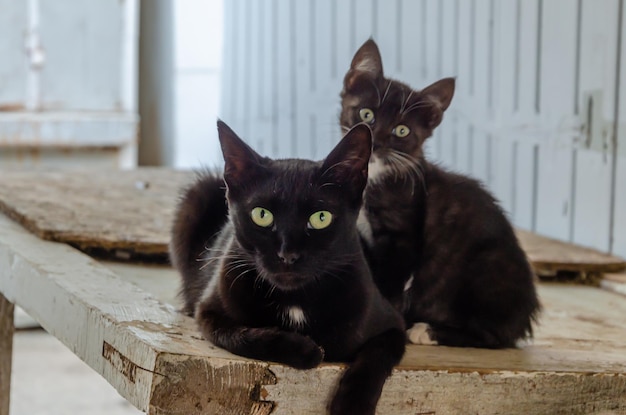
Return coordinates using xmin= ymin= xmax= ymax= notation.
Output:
xmin=251 ymin=207 xmax=274 ymax=227
xmin=359 ymin=108 xmax=375 ymax=124
xmin=308 ymin=210 xmax=333 ymax=230
xmin=392 ymin=124 xmax=411 ymax=138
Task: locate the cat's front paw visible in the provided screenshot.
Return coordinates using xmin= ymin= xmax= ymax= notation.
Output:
xmin=257 ymin=329 xmax=324 ymax=369
xmin=407 ymin=322 xmax=438 ymax=345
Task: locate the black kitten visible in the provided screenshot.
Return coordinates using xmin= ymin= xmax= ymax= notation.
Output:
xmin=170 ymin=120 xmax=406 ymax=414
xmin=340 ymin=39 xmax=540 ymax=348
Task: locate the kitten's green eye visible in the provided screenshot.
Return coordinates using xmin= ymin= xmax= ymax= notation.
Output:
xmin=251 ymin=207 xmax=274 ymax=227
xmin=392 ymin=125 xmax=411 ymax=138
xmin=308 ymin=210 xmax=333 ymax=230
xmin=359 ymin=108 xmax=375 ymax=124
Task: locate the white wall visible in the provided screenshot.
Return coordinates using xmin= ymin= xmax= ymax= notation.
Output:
xmin=0 ymin=0 xmax=139 ymax=169
xmin=172 ymin=0 xmax=224 ymax=169
xmin=220 ymin=0 xmax=626 ymax=258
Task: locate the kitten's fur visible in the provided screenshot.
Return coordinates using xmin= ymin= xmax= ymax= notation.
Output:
xmin=170 ymin=121 xmax=405 ymax=414
xmin=340 ymin=39 xmax=540 ymax=348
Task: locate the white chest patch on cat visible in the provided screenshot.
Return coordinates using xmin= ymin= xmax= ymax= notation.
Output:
xmin=357 ymin=208 xmax=374 ymax=247
xmin=404 ymin=275 xmax=414 ymax=292
xmin=283 ymin=306 xmax=307 ymax=329
xmin=368 ymin=155 xmax=391 ymax=182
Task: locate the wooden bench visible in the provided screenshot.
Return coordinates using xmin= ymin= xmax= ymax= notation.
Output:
xmin=1 ymin=169 xmax=626 ymax=415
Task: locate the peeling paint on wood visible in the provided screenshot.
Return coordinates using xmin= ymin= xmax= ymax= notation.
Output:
xmin=103 ymin=341 xmax=138 ymax=383
xmin=151 ymin=356 xmax=276 ymax=415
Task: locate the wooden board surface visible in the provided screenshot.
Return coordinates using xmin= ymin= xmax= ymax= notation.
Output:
xmin=0 ymin=169 xmax=194 ymax=260
xmin=516 ymin=229 xmax=626 ymax=274
xmin=1 ymin=212 xmax=626 ymax=414
xmin=0 ymin=169 xmax=624 ymax=275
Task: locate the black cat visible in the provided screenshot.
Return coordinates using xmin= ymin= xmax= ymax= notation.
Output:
xmin=340 ymin=39 xmax=540 ymax=348
xmin=170 ymin=120 xmax=406 ymax=414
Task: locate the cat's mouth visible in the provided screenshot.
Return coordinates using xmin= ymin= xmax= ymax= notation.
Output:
xmin=263 ymin=270 xmax=312 ymax=291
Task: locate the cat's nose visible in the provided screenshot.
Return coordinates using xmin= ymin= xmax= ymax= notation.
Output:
xmin=278 ymin=251 xmax=300 ymax=265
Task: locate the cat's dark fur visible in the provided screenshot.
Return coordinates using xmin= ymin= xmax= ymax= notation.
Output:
xmin=340 ymin=39 xmax=540 ymax=348
xmin=170 ymin=120 xmax=405 ymax=414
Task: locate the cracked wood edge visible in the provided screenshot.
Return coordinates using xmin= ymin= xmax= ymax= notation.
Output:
xmin=265 ymin=365 xmax=626 ymax=415
xmin=0 ymin=213 xmax=274 ymax=414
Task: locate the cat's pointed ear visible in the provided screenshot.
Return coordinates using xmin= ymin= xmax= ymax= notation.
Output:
xmin=217 ymin=120 xmax=265 ymax=190
xmin=343 ymin=39 xmax=384 ymax=91
xmin=320 ymin=124 xmax=372 ymax=196
xmin=417 ymin=77 xmax=456 ymax=129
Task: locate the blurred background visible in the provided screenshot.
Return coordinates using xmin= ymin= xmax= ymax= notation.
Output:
xmin=2 ymin=0 xmax=626 ymax=413
xmin=1 ymin=0 xmax=624 ymax=258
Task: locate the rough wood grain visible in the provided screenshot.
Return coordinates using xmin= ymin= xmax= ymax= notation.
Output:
xmin=0 ymin=212 xmax=272 ymax=414
xmin=601 ymin=273 xmax=626 ymax=297
xmin=0 ymin=169 xmax=195 ymax=260
xmin=2 ymin=212 xmax=626 ymax=414
xmin=516 ymin=229 xmax=626 ymax=275
xmin=0 ymin=169 xmax=625 ymax=276
xmin=0 ymin=292 xmax=14 ymax=415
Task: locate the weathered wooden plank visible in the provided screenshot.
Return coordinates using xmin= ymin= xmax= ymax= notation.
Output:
xmin=2 ymin=169 xmax=624 ymax=276
xmin=0 ymin=292 xmax=14 ymax=415
xmin=601 ymin=273 xmax=626 ymax=297
xmin=517 ymin=229 xmax=626 ymax=275
xmin=2 ymin=212 xmax=626 ymax=414
xmin=0 ymin=169 xmax=194 ymax=259
xmin=0 ymin=213 xmax=274 ymax=414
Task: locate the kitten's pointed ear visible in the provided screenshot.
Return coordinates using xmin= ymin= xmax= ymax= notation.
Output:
xmin=344 ymin=39 xmax=384 ymax=91
xmin=417 ymin=77 xmax=456 ymax=129
xmin=217 ymin=120 xmax=265 ymax=190
xmin=320 ymin=124 xmax=372 ymax=197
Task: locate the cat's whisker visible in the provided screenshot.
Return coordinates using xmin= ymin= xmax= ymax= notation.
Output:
xmin=401 ymin=101 xmax=431 ymax=116
xmin=198 ymin=254 xmax=245 ymax=267
xmin=400 ymin=90 xmax=414 ymax=114
xmin=229 ymin=268 xmax=255 ymax=290
xmin=380 ymin=80 xmax=393 ymax=105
